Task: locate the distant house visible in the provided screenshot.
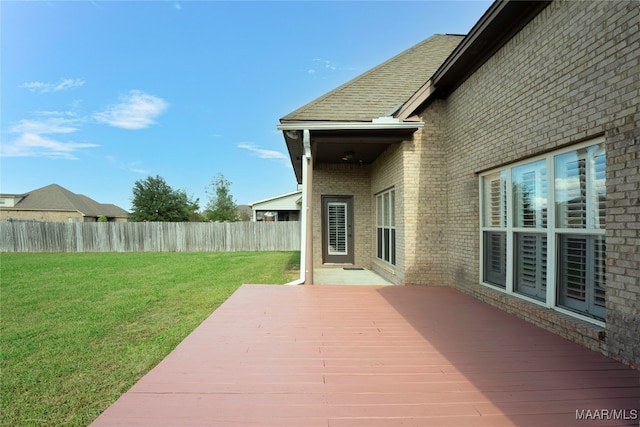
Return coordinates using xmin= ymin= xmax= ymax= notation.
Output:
xmin=248 ymin=189 xmax=302 ymax=222
xmin=0 ymin=184 xmax=129 ymax=222
xmin=279 ymin=0 xmax=639 ymax=367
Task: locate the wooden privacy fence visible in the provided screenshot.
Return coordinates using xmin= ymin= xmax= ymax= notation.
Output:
xmin=0 ymin=221 xmax=301 ymax=253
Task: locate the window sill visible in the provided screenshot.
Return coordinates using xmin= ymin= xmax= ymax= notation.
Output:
xmin=373 ymin=259 xmax=396 ymax=275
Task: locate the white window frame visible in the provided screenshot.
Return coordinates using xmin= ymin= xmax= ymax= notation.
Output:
xmin=479 ymin=137 xmax=606 ymax=326
xmin=376 ymin=188 xmax=396 ymax=266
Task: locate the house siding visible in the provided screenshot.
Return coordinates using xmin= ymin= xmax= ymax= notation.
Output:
xmin=416 ymin=0 xmax=639 ymax=366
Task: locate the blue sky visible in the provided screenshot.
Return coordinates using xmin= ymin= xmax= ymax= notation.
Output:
xmin=1 ymin=0 xmax=491 ymax=211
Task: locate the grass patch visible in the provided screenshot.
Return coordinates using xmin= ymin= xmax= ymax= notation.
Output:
xmin=1 ymin=251 xmax=299 ymax=426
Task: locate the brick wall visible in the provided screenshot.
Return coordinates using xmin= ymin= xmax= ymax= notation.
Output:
xmin=312 ymin=163 xmax=372 ymax=268
xmin=606 ymin=132 xmax=640 ymax=367
xmin=0 ymin=210 xmax=85 ymax=222
xmin=371 ymin=143 xmax=404 ymax=284
xmin=416 ymin=0 xmax=639 ymax=365
xmin=368 ymin=104 xmax=451 ymax=286
xmin=404 ymin=101 xmax=449 ymax=286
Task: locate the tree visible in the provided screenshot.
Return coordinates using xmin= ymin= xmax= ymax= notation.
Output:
xmin=205 ymin=173 xmax=237 ymax=222
xmin=130 ymin=175 xmax=199 ymax=222
xmin=178 ymin=189 xmax=204 ymax=222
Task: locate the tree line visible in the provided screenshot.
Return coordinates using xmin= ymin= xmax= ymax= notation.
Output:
xmin=130 ymin=173 xmax=245 ymax=222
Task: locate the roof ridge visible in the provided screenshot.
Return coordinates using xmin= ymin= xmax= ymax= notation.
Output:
xmin=11 ymin=183 xmax=129 ymax=217
xmin=57 ymin=184 xmax=84 ymax=209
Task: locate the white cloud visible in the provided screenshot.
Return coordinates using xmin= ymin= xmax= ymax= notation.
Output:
xmin=307 ymin=59 xmax=352 ymax=78
xmin=94 ymin=90 xmax=168 ymax=130
xmin=11 ymin=117 xmax=79 ymax=135
xmin=19 ymin=78 xmax=85 ymax=94
xmin=2 ymin=112 xmax=96 ymax=159
xmin=1 ymin=133 xmax=98 ymax=160
xmin=237 ymin=143 xmax=287 ymax=160
xmin=314 ymin=59 xmax=337 ymax=71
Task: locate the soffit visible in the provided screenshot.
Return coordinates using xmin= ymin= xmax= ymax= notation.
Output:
xmin=284 ymin=128 xmax=415 ymax=183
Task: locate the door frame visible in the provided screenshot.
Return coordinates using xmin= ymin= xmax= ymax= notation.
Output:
xmin=321 ymin=195 xmax=355 ymax=264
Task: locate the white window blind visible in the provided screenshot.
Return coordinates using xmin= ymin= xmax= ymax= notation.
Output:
xmin=376 ymin=189 xmax=396 ymax=265
xmin=327 ymin=202 xmax=347 ymax=255
xmin=513 ymin=160 xmax=547 ymax=228
xmin=483 ymin=171 xmax=506 ymax=228
xmin=480 ymin=138 xmax=606 ymax=322
xmin=557 ymin=235 xmax=606 ymax=319
xmin=515 ymin=233 xmax=547 ymax=301
xmin=482 ymin=172 xmax=507 ymax=287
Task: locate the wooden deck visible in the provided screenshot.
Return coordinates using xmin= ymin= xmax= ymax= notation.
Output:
xmin=91 ymin=285 xmax=639 ymax=427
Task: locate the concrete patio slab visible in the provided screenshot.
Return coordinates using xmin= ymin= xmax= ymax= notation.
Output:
xmin=313 ymin=267 xmax=393 ymax=285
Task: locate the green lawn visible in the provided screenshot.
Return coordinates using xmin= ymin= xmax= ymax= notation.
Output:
xmin=0 ymin=251 xmax=299 ymax=427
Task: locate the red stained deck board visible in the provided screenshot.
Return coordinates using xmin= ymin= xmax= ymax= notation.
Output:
xmin=91 ymin=285 xmax=639 ymax=427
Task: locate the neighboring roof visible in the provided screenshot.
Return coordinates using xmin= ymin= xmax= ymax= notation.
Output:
xmin=99 ymin=204 xmax=131 ymax=218
xmin=2 ymin=184 xmax=129 ymax=218
xmin=248 ymin=190 xmax=302 ymax=209
xmin=280 ymin=34 xmax=464 ymax=123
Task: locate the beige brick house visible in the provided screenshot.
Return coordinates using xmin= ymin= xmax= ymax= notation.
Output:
xmin=279 ymin=0 xmax=639 ymax=367
xmin=0 ymin=184 xmax=129 ymax=223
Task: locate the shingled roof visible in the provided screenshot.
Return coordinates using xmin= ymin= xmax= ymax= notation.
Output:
xmin=280 ymin=34 xmax=464 ymax=123
xmin=5 ymin=184 xmax=129 ymax=218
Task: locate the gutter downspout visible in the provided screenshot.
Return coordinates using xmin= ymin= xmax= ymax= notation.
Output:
xmin=285 ymin=129 xmax=312 ymax=285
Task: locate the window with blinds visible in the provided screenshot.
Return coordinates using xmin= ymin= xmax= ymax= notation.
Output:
xmin=555 ymin=143 xmax=606 ymax=319
xmin=479 ymin=138 xmax=606 ymax=322
xmin=483 ymin=231 xmax=506 ymax=287
xmin=482 ymin=171 xmax=506 ymax=287
xmin=593 ymin=148 xmax=606 ymax=229
xmin=514 ymin=233 xmax=547 ymax=301
xmin=555 ymin=144 xmax=605 ymax=230
xmin=513 ymin=160 xmax=547 ymax=228
xmin=376 ymin=189 xmax=396 ymax=265
xmin=327 ymin=202 xmax=347 ymax=255
xmin=483 ymin=171 xmax=506 ymax=228
xmin=557 ymin=235 xmax=606 ymax=319
xmin=512 ymin=160 xmax=548 ymax=301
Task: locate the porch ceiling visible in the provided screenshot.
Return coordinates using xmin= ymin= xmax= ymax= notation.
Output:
xmin=284 ymin=128 xmax=415 ymax=183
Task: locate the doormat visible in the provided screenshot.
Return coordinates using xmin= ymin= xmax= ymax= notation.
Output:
xmin=343 ymin=267 xmax=365 ymax=271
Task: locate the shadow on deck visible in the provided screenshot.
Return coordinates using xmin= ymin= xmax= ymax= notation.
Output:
xmin=91 ymin=285 xmax=639 ymax=426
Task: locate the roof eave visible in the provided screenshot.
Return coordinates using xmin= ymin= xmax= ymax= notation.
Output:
xmin=399 ymin=0 xmax=552 ymax=118
xmin=432 ymin=0 xmax=552 ymax=96
xmin=277 ymin=120 xmax=424 ymax=132
xmin=248 ymin=190 xmax=303 ymax=207
xmin=396 ymin=80 xmax=436 ymax=121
